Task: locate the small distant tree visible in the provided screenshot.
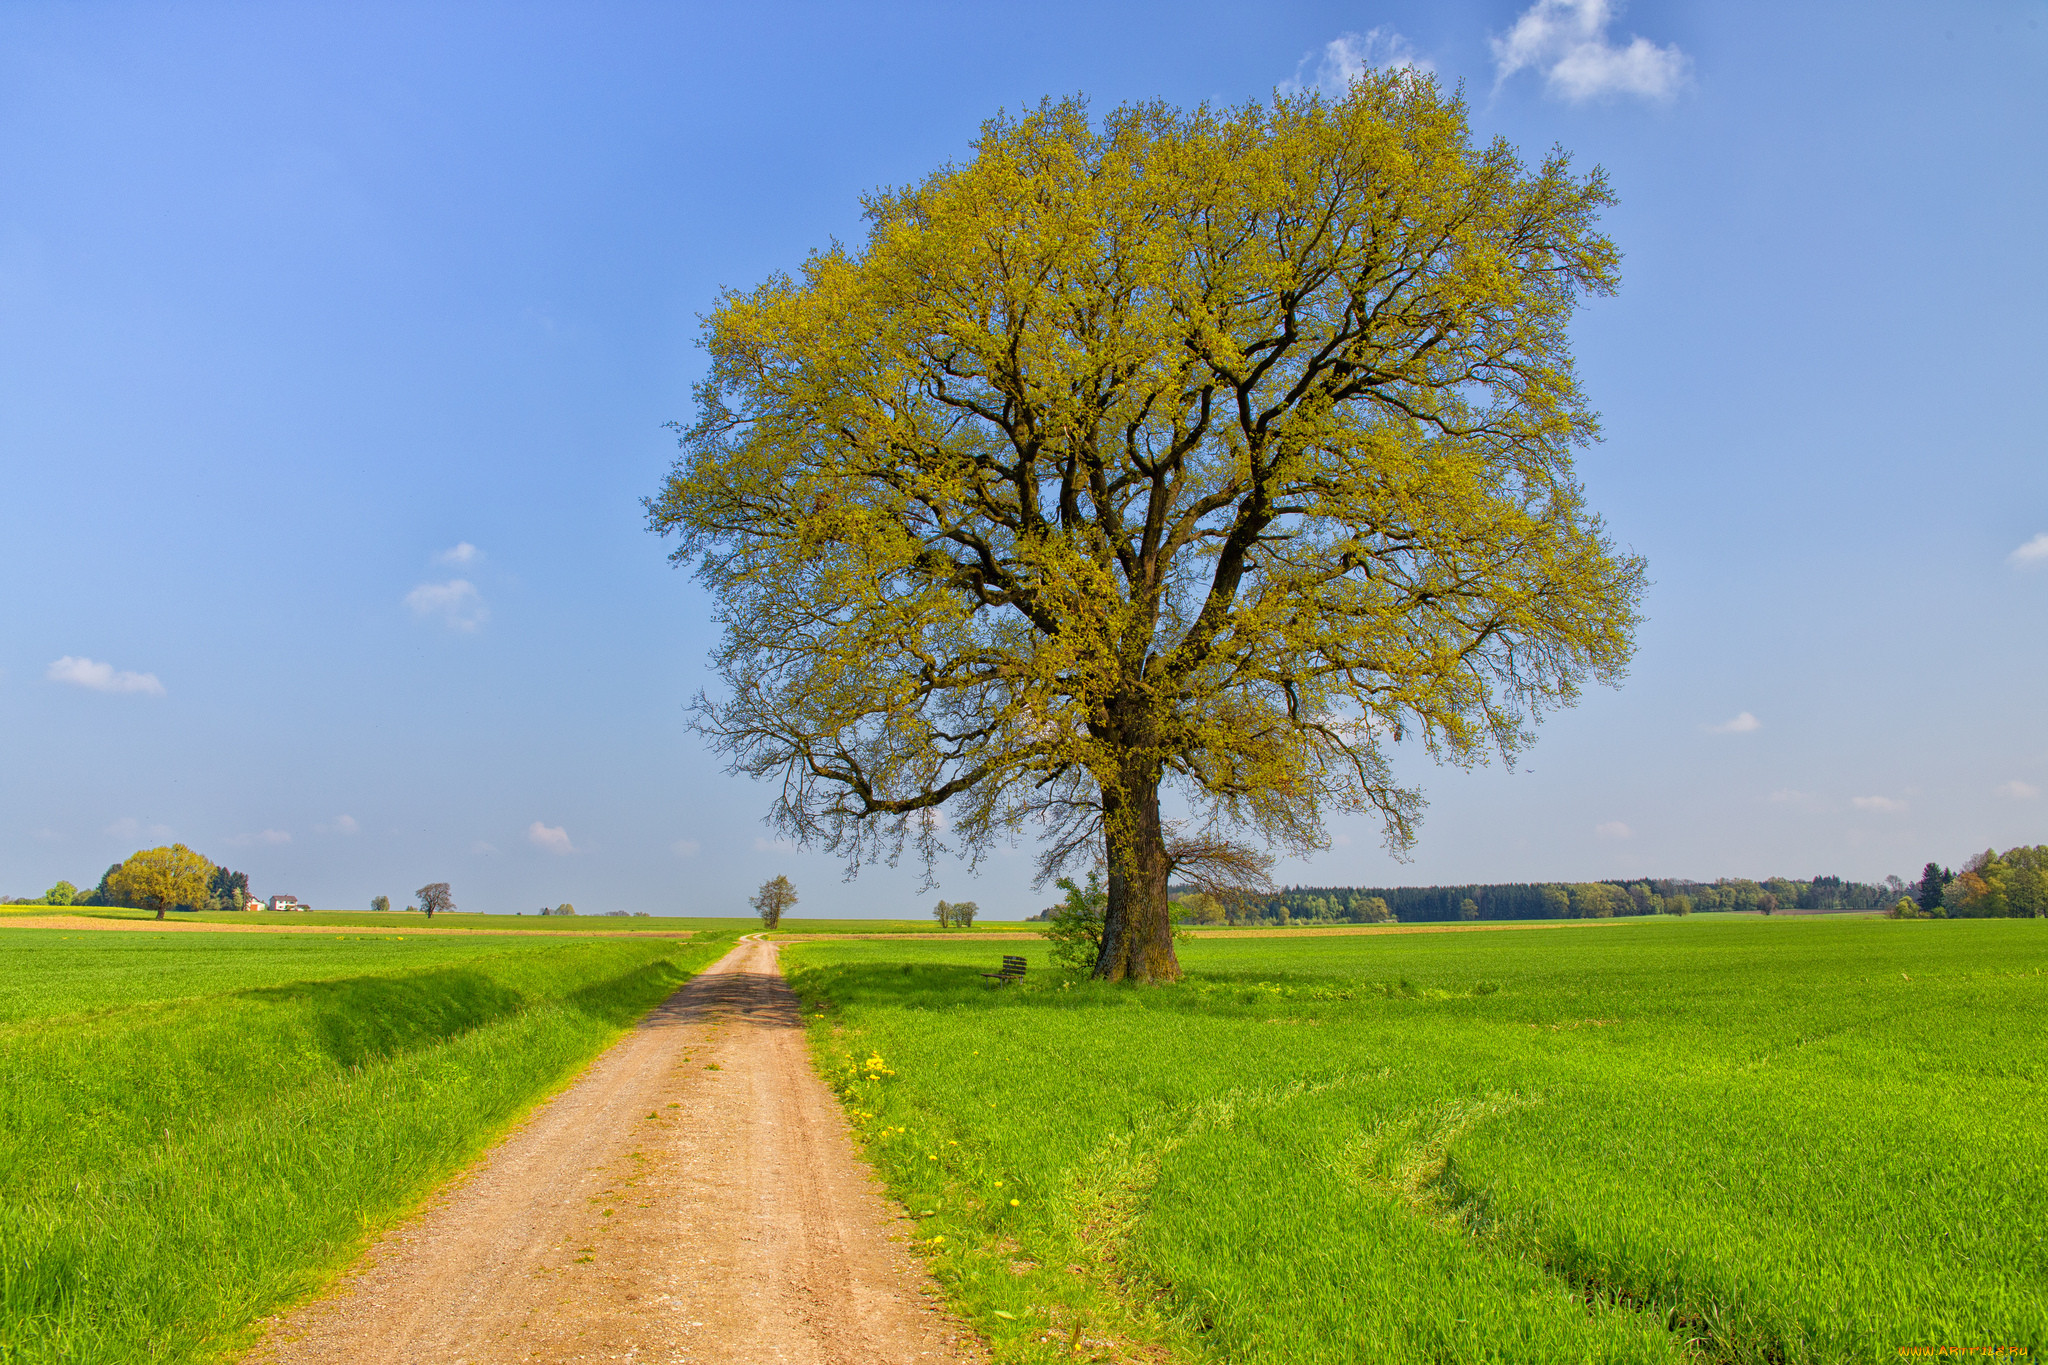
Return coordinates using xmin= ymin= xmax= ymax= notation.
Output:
xmin=108 ymin=845 xmax=216 ymax=921
xmin=1665 ymin=894 xmax=1692 ymax=916
xmin=555 ymin=902 xmax=577 ymax=916
xmin=952 ymin=900 xmax=979 ymax=928
xmin=1355 ymin=895 xmax=1396 ymax=925
xmin=751 ymin=875 xmax=797 ymax=928
xmin=417 ymin=882 xmax=454 ymax=919
xmin=42 ymin=880 xmax=77 ymax=907
xmin=1916 ymin=862 xmax=1946 ymax=914
xmin=207 ymin=866 xmax=250 ymax=914
xmin=1458 ymin=898 xmax=1479 ymax=921
xmin=932 ymin=899 xmax=955 ymax=928
xmin=1890 ymin=897 xmax=1921 ymax=919
xmin=1757 ymin=892 xmax=1778 ymax=917
xmin=1175 ymin=892 xmax=1226 ymax=925
xmin=371 ymin=894 xmax=390 ymax=914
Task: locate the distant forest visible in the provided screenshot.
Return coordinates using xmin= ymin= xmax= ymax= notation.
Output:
xmin=1170 ymin=875 xmax=1907 ymax=925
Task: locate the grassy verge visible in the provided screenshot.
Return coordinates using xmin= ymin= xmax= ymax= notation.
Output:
xmin=783 ymin=918 xmax=2048 ymax=1364
xmin=0 ymin=925 xmax=742 ymax=1364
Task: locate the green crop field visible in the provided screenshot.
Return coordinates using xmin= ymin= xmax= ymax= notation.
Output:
xmin=0 ymin=905 xmax=739 ymax=933
xmin=784 ymin=917 xmax=2047 ymax=1364
xmin=769 ymin=917 xmax=1035 ymax=936
xmin=0 ymin=923 xmax=742 ymax=1365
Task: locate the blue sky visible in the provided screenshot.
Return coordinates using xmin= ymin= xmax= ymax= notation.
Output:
xmin=3 ymin=1 xmax=2043 ymax=916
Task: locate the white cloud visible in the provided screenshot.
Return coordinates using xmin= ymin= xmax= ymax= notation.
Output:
xmin=404 ymin=579 xmax=488 ymax=631
xmin=226 ymin=829 xmax=293 ymax=846
xmin=1997 ymin=779 xmax=2041 ymax=801
xmin=1282 ymin=28 xmax=1431 ymax=96
xmin=1851 ymin=795 xmax=1907 ymax=814
xmin=671 ymin=838 xmax=701 ymax=858
xmin=1595 ymin=820 xmax=1634 ymax=840
xmin=2007 ymin=532 xmax=2048 ymax=568
xmin=527 ymin=821 xmax=575 ymax=855
xmin=1708 ymin=711 xmax=1761 ymax=735
xmin=104 ymin=817 xmax=171 ymax=841
xmin=434 ymin=542 xmax=482 ymax=566
xmin=318 ymin=814 xmax=360 ymax=835
xmin=48 ymin=656 xmax=164 ymax=696
xmin=1493 ymin=0 xmax=1689 ymax=103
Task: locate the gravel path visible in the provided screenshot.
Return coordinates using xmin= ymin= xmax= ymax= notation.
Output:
xmin=246 ymin=936 xmax=983 ymax=1365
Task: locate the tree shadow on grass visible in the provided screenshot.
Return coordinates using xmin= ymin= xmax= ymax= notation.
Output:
xmin=239 ymin=969 xmax=526 ymax=1068
xmin=787 ymin=960 xmax=1489 ymax=1023
xmin=564 ymin=959 xmax=692 ymax=1027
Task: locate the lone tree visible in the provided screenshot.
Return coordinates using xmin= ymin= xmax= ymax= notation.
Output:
xmin=651 ymin=77 xmax=1643 ymax=983
xmin=932 ymin=898 xmax=955 ymax=928
xmin=417 ymin=882 xmax=454 ymax=919
xmin=371 ymin=894 xmax=390 ymax=913
xmin=107 ymin=844 xmax=216 ymax=921
xmin=752 ymin=875 xmax=798 ymax=928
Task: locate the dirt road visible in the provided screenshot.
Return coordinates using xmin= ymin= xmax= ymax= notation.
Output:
xmin=247 ymin=936 xmax=982 ymax=1365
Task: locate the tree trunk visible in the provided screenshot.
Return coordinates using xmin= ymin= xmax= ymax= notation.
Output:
xmin=153 ymin=906 xmax=164 ymax=921
xmin=1093 ymin=760 xmax=1181 ymax=983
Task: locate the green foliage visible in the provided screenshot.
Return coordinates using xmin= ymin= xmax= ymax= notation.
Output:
xmin=1942 ymin=846 xmax=2048 ymax=918
xmin=1043 ymin=873 xmax=1106 ymax=971
xmin=1248 ymin=874 xmax=1899 ymax=924
xmin=207 ymin=865 xmax=249 ymax=913
xmin=0 ymin=925 xmax=739 ymax=1364
xmin=1458 ymin=897 xmax=1479 ymax=921
xmin=40 ymin=882 xmax=75 ymax=907
xmin=785 ymin=919 xmax=2048 ymax=1363
xmin=107 ymin=845 xmax=215 ymax=918
xmin=370 ymin=894 xmax=390 ymax=914
xmin=932 ymin=899 xmax=955 ymax=928
xmin=652 ymin=78 xmax=1643 ymax=984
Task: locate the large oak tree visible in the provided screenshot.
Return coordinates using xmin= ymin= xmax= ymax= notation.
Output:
xmin=650 ymin=77 xmax=1644 ymax=982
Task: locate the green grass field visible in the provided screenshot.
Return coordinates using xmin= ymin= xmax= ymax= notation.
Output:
xmin=0 ymin=905 xmax=739 ymax=932
xmin=784 ymin=917 xmax=2047 ymax=1364
xmin=768 ymin=917 xmax=1034 ymax=935
xmin=0 ymin=923 xmax=743 ymax=1365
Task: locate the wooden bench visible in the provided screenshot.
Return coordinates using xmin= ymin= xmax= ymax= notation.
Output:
xmin=980 ymin=954 xmax=1027 ymax=985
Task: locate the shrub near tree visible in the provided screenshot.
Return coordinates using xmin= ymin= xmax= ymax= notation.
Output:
xmin=1043 ymin=873 xmax=1108 ymax=971
xmin=650 ymin=76 xmax=1644 ymax=983
xmin=107 ymin=845 xmax=215 ymax=921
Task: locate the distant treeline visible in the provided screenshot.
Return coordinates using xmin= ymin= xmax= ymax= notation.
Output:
xmin=7 ymin=862 xmax=249 ymax=913
xmin=1172 ymin=875 xmax=1908 ymax=925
